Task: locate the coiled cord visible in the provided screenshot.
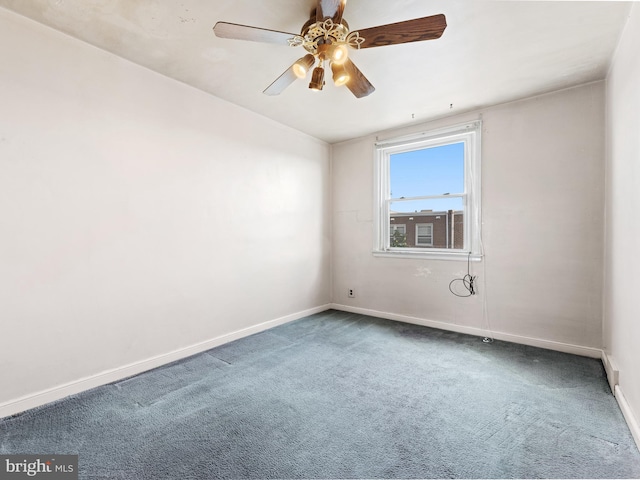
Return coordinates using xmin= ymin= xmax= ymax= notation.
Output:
xmin=449 ymin=252 xmax=476 ymax=297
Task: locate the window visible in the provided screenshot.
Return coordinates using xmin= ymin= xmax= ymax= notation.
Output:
xmin=374 ymin=121 xmax=482 ymax=260
xmin=416 ymin=223 xmax=433 ymax=246
xmin=390 ymin=223 xmax=407 ymax=247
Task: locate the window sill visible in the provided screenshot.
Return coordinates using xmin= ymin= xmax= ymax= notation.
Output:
xmin=373 ymin=250 xmax=483 ymax=261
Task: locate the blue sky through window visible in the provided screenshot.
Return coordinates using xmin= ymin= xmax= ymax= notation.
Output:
xmin=390 ymin=142 xmax=464 ymax=211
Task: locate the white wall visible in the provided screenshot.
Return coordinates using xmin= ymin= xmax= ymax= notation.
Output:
xmin=0 ymin=8 xmax=330 ymax=412
xmin=332 ymin=82 xmax=605 ymax=353
xmin=604 ymin=3 xmax=640 ymax=446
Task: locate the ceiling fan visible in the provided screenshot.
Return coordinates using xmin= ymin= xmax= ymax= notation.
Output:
xmin=213 ymin=0 xmax=447 ymax=98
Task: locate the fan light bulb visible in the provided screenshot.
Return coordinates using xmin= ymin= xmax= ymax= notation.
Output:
xmin=331 ymin=63 xmax=350 ymax=87
xmin=292 ymin=54 xmax=315 ymax=79
xmin=331 ymin=44 xmax=349 ymax=65
xmin=309 ymin=66 xmax=325 ymax=91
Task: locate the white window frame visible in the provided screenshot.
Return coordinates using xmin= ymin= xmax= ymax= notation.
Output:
xmin=373 ymin=120 xmax=482 ymax=261
xmin=415 ymin=223 xmax=434 ymax=246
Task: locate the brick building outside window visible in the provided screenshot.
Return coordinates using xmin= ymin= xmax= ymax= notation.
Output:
xmin=390 ymin=210 xmax=464 ymax=250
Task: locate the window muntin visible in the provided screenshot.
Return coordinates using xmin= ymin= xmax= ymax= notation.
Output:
xmin=374 ymin=121 xmax=481 ymax=259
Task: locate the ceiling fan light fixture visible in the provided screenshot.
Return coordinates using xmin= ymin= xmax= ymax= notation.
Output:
xmin=292 ymin=54 xmax=316 ymax=79
xmin=331 ymin=44 xmax=349 ymax=65
xmin=331 ymin=63 xmax=350 ymax=87
xmin=309 ymin=66 xmax=325 ymax=91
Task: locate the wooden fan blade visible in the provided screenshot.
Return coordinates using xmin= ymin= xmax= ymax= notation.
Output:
xmin=263 ymin=65 xmax=299 ymax=96
xmin=343 ymin=59 xmax=375 ymax=98
xmin=213 ymin=22 xmax=296 ymax=46
xmin=357 ymin=14 xmax=447 ymax=49
xmin=316 ymin=0 xmax=346 ymax=24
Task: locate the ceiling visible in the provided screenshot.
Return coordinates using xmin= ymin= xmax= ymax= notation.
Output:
xmin=0 ymin=0 xmax=632 ymax=144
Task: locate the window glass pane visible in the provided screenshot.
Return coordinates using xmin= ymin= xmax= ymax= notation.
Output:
xmin=390 ymin=142 xmax=464 ymax=198
xmin=389 ymin=223 xmax=407 ymax=247
xmin=390 ymin=224 xmax=406 ymax=234
xmin=417 ymin=224 xmax=432 ymax=235
xmin=389 ymin=198 xmax=465 ymax=250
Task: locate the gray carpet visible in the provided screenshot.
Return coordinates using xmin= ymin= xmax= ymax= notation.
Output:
xmin=2 ymin=310 xmax=640 ymax=479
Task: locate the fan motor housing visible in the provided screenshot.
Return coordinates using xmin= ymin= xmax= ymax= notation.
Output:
xmin=300 ymin=16 xmax=350 ymax=55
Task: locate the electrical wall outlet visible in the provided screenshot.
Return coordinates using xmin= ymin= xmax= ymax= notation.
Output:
xmin=348 ymin=289 xmax=355 ymax=298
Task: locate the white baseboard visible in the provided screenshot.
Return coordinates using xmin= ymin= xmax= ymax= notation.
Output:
xmin=601 ymin=351 xmax=620 ymax=393
xmin=0 ymin=304 xmax=331 ymax=419
xmin=614 ymin=385 xmax=640 ymax=452
xmin=330 ymin=303 xmax=603 ymax=359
